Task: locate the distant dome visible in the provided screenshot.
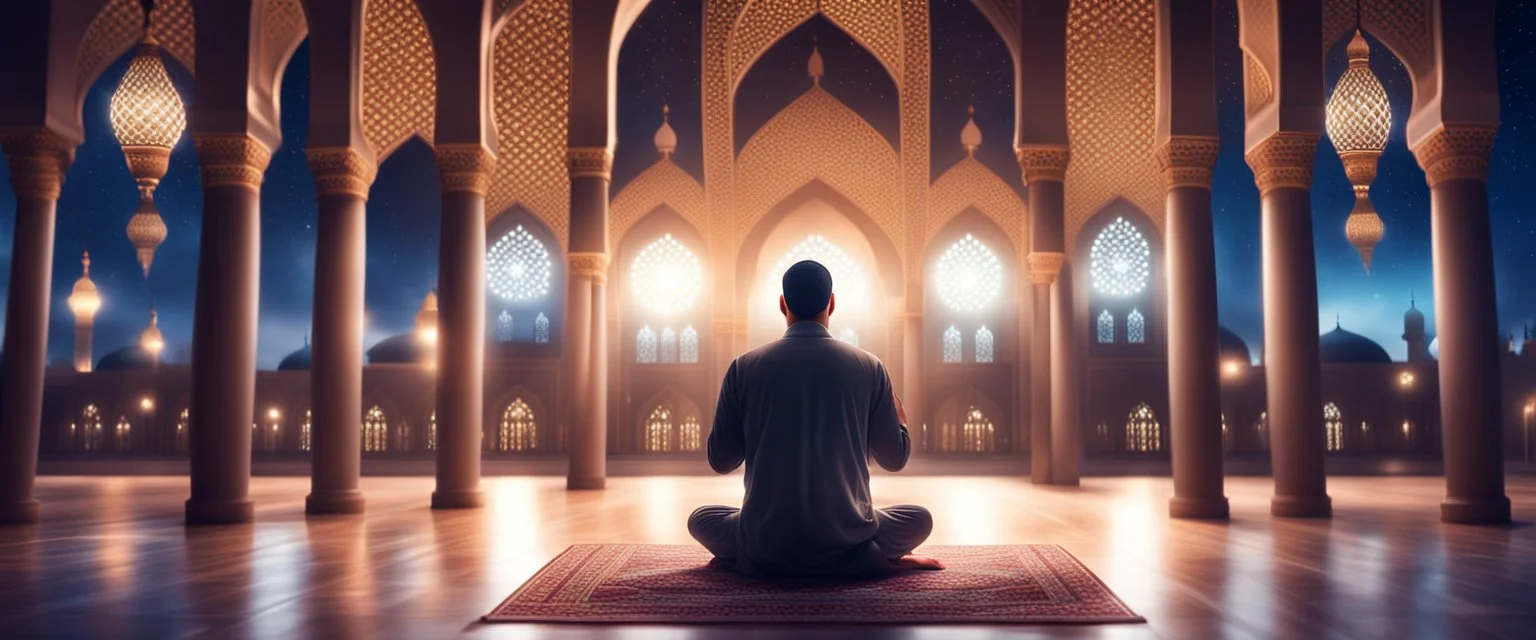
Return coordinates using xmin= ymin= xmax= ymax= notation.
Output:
xmin=1320 ymin=323 xmax=1391 ymax=364
xmin=367 ymin=333 xmax=431 ymax=364
xmin=97 ymin=345 xmax=156 ymax=371
xmin=278 ymin=342 xmax=312 ymax=371
xmin=1217 ymin=326 xmax=1251 ymax=363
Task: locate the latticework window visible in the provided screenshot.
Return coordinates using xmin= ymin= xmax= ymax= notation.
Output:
xmin=636 ymin=326 xmax=657 ymax=363
xmin=176 ymin=408 xmax=189 ymax=454
xmin=1125 ymin=403 xmax=1161 ymax=452
xmin=1255 ymin=411 xmax=1270 ymax=451
xmin=499 ymin=398 xmax=537 ymax=452
xmin=680 ymin=326 xmax=699 ymax=363
xmin=961 ymin=406 xmax=996 ymax=452
xmin=533 ymin=312 xmax=550 ymax=344
xmin=362 ymin=405 xmax=388 ymax=453
xmin=496 ymin=309 xmax=514 ymax=342
xmin=838 ymin=328 xmax=860 ymax=347
xmin=300 ymin=410 xmax=311 ymax=452
xmin=1097 ymin=310 xmax=1114 ymax=344
xmin=113 ymin=415 xmax=132 ymax=452
xmin=81 ymin=404 xmax=104 ymax=451
xmin=1089 ymin=216 xmax=1151 ymax=297
xmin=975 ymin=326 xmax=995 ymax=363
xmin=645 ymin=405 xmax=673 ymax=452
xmin=934 ymin=234 xmax=1003 ymax=312
xmin=680 ymin=416 xmax=702 ymax=452
xmin=660 ymin=327 xmax=678 ymax=363
xmin=630 ymin=234 xmax=704 ymax=316
xmin=395 ymin=421 xmax=412 ymax=452
xmin=427 ymin=410 xmax=437 ymax=451
xmin=771 ymin=235 xmax=868 ymax=309
xmin=1127 ymin=309 xmax=1146 ymax=344
xmin=487 ymin=224 xmax=553 ymax=303
xmin=942 ymin=325 xmax=962 ymax=363
xmin=1324 ymin=403 xmax=1343 ymax=452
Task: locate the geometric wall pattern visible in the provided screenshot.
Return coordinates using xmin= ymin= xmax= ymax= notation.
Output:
xmin=610 ymin=160 xmax=708 ymax=245
xmin=926 ymin=156 xmax=1026 ymax=251
xmin=77 ymin=0 xmax=197 ymax=92
xmin=361 ymin=0 xmax=436 ymax=161
xmin=487 ymin=0 xmax=571 ymax=244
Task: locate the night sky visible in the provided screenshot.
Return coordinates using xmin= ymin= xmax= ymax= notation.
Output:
xmin=1 ymin=0 xmax=1533 ymax=369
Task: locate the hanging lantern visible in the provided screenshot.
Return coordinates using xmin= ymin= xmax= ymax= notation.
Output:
xmin=1325 ymin=30 xmax=1391 ymax=273
xmin=109 ymin=1 xmax=185 ymax=277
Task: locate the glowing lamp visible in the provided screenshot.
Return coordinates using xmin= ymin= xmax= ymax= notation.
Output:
xmin=267 ymin=408 xmax=281 ymax=420
xmin=109 ymin=3 xmax=185 ymax=277
xmin=68 ymin=252 xmax=102 ymax=318
xmin=1325 ymin=30 xmax=1391 ymax=273
xmin=416 ymin=290 xmax=439 ymax=345
xmin=1222 ymin=359 xmax=1244 ymax=379
xmin=1398 ymin=371 xmax=1415 ymax=388
xmin=140 ymin=397 xmax=154 ymax=411
xmin=139 ymin=309 xmax=165 ymax=358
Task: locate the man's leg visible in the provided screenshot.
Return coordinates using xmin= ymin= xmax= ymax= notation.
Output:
xmin=873 ymin=504 xmax=933 ymax=559
xmin=687 ymin=505 xmax=740 ymax=561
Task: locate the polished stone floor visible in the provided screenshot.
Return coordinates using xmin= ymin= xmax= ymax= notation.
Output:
xmin=2 ymin=474 xmax=1533 ymax=639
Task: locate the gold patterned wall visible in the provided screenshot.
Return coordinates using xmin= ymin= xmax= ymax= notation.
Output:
xmin=1321 ymin=0 xmax=1430 ymax=77
xmin=1063 ymin=0 xmax=1161 ymax=244
xmin=926 ymin=157 xmax=1026 ymax=252
xmin=360 ymin=0 xmax=436 ymax=161
xmin=261 ymin=0 xmax=308 ymax=63
xmin=487 ymin=0 xmax=571 ymax=246
xmin=77 ymin=0 xmax=196 ymax=93
xmin=610 ymin=160 xmax=708 ymax=245
xmin=1238 ymin=0 xmax=1277 ymax=121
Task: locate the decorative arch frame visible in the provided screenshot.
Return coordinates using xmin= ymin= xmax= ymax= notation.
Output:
xmin=486 ymin=0 xmax=571 ymax=245
xmin=734 ymin=179 xmax=906 ymax=301
xmin=1073 ymin=198 xmax=1165 ymax=357
xmin=485 ymin=207 xmax=566 ymax=347
xmin=358 ymin=396 xmax=402 ymax=454
xmin=486 ymin=385 xmax=548 ymax=453
xmin=360 ymin=0 xmax=436 ymax=162
xmin=926 ymin=157 xmax=1027 ymax=252
xmin=610 ymin=160 xmax=708 ymax=244
xmin=929 ymin=386 xmax=1007 ymax=453
xmin=633 ymin=388 xmax=704 ymax=454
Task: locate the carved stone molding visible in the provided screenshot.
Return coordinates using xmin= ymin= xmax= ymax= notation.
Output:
xmin=307 ymin=147 xmax=378 ymax=198
xmin=1156 ymin=136 xmax=1221 ymax=190
xmin=567 ymin=147 xmax=613 ymax=180
xmin=1015 ymin=145 xmax=1071 ymax=185
xmin=1027 ymin=251 xmax=1067 ymax=285
xmin=194 ymin=135 xmax=272 ymax=190
xmin=1412 ymin=124 xmax=1497 ymax=188
xmin=1244 ymin=132 xmax=1318 ymax=195
xmin=0 ymin=129 xmax=73 ymax=200
xmin=568 ymin=251 xmax=610 ymax=284
xmin=435 ymin=144 xmax=497 ymax=195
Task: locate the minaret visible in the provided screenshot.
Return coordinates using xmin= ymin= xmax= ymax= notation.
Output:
xmin=1402 ymin=293 xmax=1429 ymax=362
xmin=808 ymin=38 xmax=824 ymax=87
xmin=139 ymin=308 xmax=165 ymax=360
xmin=653 ymin=103 xmax=677 ymax=160
xmin=960 ymin=105 xmax=982 ymax=158
xmin=66 ymin=251 xmax=101 ymax=372
xmin=416 ymin=289 xmax=439 ymax=345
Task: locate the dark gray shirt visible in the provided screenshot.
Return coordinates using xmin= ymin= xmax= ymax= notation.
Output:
xmin=707 ymin=320 xmax=911 ymax=577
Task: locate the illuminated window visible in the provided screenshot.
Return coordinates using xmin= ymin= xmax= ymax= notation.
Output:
xmin=496 ymin=309 xmax=514 ymax=342
xmin=1324 ymin=402 xmax=1343 ymax=452
xmin=81 ymin=404 xmax=104 ymax=451
xmin=1089 ymin=216 xmax=1151 ymax=297
xmin=487 ymin=224 xmax=553 ymax=303
xmin=660 ymin=327 xmax=678 ymax=363
xmin=942 ymin=325 xmax=962 ymax=363
xmin=975 ymin=326 xmax=994 ymax=363
xmin=1127 ymin=309 xmax=1146 ymax=344
xmin=645 ymin=405 xmax=674 ymax=452
xmin=175 ymin=408 xmax=189 ymax=454
xmin=1097 ymin=310 xmax=1115 ymax=344
xmin=961 ymin=406 xmax=996 ymax=452
xmin=935 ymin=234 xmax=1003 ymax=312
xmin=114 ymin=415 xmax=132 ymax=452
xmin=300 ymin=410 xmax=311 ymax=451
xmin=771 ymin=235 xmax=867 ymax=308
xmin=1221 ymin=413 xmax=1231 ymax=452
xmin=636 ymin=326 xmax=657 ymax=363
xmin=534 ymin=312 xmax=550 ymax=344
xmin=680 ymin=326 xmax=699 ymax=363
xmin=1126 ymin=403 xmax=1161 ymax=452
xmin=259 ymin=415 xmax=281 ymax=452
xmin=427 ymin=410 xmax=437 ymax=451
xmin=838 ymin=328 xmax=860 ymax=348
xmin=1255 ymin=411 xmax=1270 ymax=451
xmin=680 ymin=416 xmax=702 ymax=452
xmin=362 ymin=405 xmax=388 ymax=453
xmin=630 ymin=234 xmax=704 ymax=315
xmin=499 ymin=398 xmax=537 ymax=452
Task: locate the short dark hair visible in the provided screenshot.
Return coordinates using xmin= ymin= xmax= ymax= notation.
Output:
xmin=782 ymin=260 xmax=833 ymax=318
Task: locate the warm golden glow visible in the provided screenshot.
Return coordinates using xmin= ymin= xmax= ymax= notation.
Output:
xmin=1222 ymin=359 xmax=1244 ymax=378
xmin=267 ymin=408 xmax=281 ymax=420
xmin=1398 ymin=371 xmax=1416 ymax=388
xmin=1326 ymin=30 xmax=1392 ymax=272
xmin=110 ymin=32 xmax=185 ymax=278
xmin=69 ymin=252 xmax=102 ymax=318
xmin=139 ymin=310 xmax=164 ymax=357
xmin=139 ymin=397 xmax=153 ymax=411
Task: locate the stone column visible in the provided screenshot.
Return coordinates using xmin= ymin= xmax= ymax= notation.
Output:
xmin=0 ymin=130 xmax=70 ymax=525
xmin=1413 ymin=125 xmax=1510 ymax=524
xmin=1049 ymin=267 xmax=1080 ymax=485
xmin=1159 ymin=136 xmax=1229 ymax=518
xmin=1019 ymin=145 xmax=1069 ymax=484
xmin=1246 ymin=132 xmax=1330 ymax=518
xmin=431 ymin=144 xmax=493 ymax=510
xmin=186 ymin=134 xmax=271 ymax=525
xmin=304 ymin=147 xmax=375 ymax=514
xmin=566 ymin=146 xmax=612 ymax=490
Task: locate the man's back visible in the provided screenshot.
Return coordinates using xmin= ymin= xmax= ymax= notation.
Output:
xmin=706 ymin=321 xmax=910 ymax=576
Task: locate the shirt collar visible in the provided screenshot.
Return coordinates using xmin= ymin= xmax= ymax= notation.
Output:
xmin=784 ymin=320 xmax=832 ymax=338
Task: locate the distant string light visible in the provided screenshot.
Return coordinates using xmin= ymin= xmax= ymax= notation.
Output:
xmin=935 ymin=234 xmax=1002 ymax=312
xmin=1089 ymin=217 xmax=1150 ymax=297
xmin=630 ymin=234 xmax=703 ymax=315
xmin=487 ymin=225 xmax=553 ymax=303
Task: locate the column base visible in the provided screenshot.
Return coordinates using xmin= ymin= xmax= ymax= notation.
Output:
xmin=0 ymin=499 xmax=40 ymax=525
xmin=305 ymin=490 xmax=365 ymax=515
xmin=567 ymin=476 xmax=606 ymax=490
xmin=1271 ymin=494 xmax=1331 ymax=518
xmin=1441 ymin=496 xmax=1511 ymax=524
xmin=185 ymin=498 xmax=255 ymax=525
xmin=1169 ymin=496 xmax=1230 ymax=519
xmin=431 ymin=489 xmax=485 ymax=509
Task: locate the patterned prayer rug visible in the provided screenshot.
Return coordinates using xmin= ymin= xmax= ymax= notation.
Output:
xmin=483 ymin=544 xmax=1143 ymax=624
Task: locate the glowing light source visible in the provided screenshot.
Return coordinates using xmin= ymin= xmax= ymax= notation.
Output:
xmin=487 ymin=225 xmax=553 ymax=302
xmin=771 ymin=235 xmax=867 ymax=308
xmin=1398 ymin=371 xmax=1415 ymax=388
xmin=630 ymin=234 xmax=703 ymax=316
xmin=1222 ymin=359 xmax=1244 ymax=378
xmin=415 ymin=290 xmax=438 ymax=345
xmin=934 ymin=234 xmax=1003 ymax=313
xmin=1089 ymin=217 xmax=1150 ymax=297
xmin=139 ymin=309 xmax=164 ymax=358
xmin=109 ymin=3 xmax=185 ymax=278
xmin=139 ymin=397 xmax=154 ymax=411
xmin=1326 ymin=30 xmax=1391 ymax=272
xmin=69 ymin=252 xmax=102 ymax=318
xmin=267 ymin=407 xmax=281 ymax=420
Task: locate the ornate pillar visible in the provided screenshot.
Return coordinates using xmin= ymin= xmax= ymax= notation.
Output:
xmin=1413 ymin=125 xmax=1510 ymax=524
xmin=1159 ymin=136 xmax=1229 ymax=518
xmin=304 ymin=147 xmax=375 ymax=514
xmin=1246 ymin=132 xmax=1330 ymax=518
xmin=566 ymin=146 xmax=612 ymax=490
xmin=431 ymin=144 xmax=493 ymax=510
xmin=186 ymin=134 xmax=271 ymax=525
xmin=0 ymin=130 xmax=70 ymax=524
xmin=1049 ymin=265 xmax=1080 ymax=485
xmin=1019 ymin=145 xmax=1070 ymax=484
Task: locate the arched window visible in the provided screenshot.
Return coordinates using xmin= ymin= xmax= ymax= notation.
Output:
xmin=1125 ymin=403 xmax=1161 ymax=452
xmin=1324 ymin=403 xmax=1343 ymax=452
xmin=660 ymin=327 xmax=678 ymax=363
xmin=1255 ymin=411 xmax=1270 ymax=451
xmin=942 ymin=325 xmax=962 ymax=363
xmin=114 ymin=416 xmax=132 ymax=452
xmin=1089 ymin=216 xmax=1151 ymax=297
xmin=395 ymin=420 xmax=412 ymax=452
xmin=427 ymin=410 xmax=437 ymax=451
xmin=496 ymin=310 xmax=514 ymax=342
xmin=645 ymin=405 xmax=673 ymax=452
xmin=499 ymin=398 xmax=537 ymax=452
xmin=935 ymin=234 xmax=1003 ymax=312
xmin=636 ymin=326 xmax=657 ymax=363
xmin=1127 ymin=309 xmax=1146 ymax=344
xmin=260 ymin=416 xmax=281 ymax=452
xmin=1097 ymin=310 xmax=1115 ymax=344
xmin=680 ymin=416 xmax=702 ymax=452
xmin=961 ymin=406 xmax=996 ymax=452
xmin=362 ymin=405 xmax=388 ymax=453
xmin=975 ymin=326 xmax=994 ymax=363
xmin=630 ymin=234 xmax=704 ymax=316
xmin=1221 ymin=413 xmax=1231 ymax=452
xmin=300 ymin=410 xmax=311 ymax=451
xmin=838 ymin=328 xmax=860 ymax=347
xmin=175 ymin=408 xmax=189 ymax=454
xmin=81 ymin=404 xmax=104 ymax=451
xmin=680 ymin=326 xmax=699 ymax=363
xmin=771 ymin=235 xmax=868 ymax=307
xmin=533 ymin=312 xmax=550 ymax=344
xmin=488 ymin=224 xmax=553 ymax=303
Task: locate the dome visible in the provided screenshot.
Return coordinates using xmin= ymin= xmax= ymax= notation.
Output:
xmin=367 ymin=333 xmax=431 ymax=364
xmin=653 ymin=104 xmax=677 ymax=159
xmin=1319 ymin=321 xmax=1391 ymax=364
xmin=960 ymin=105 xmax=982 ymax=156
xmin=1217 ymin=326 xmax=1251 ymax=363
xmin=97 ymin=345 xmax=156 ymax=371
xmin=278 ymin=342 xmax=312 ymax=371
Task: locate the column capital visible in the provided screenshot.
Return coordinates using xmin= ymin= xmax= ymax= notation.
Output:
xmin=195 ymin=134 xmax=273 ymax=190
xmin=1027 ymin=252 xmax=1066 ymax=285
xmin=568 ymin=251 xmax=610 ymax=284
xmin=1412 ymin=124 xmax=1497 ymax=188
xmin=1244 ymin=132 xmax=1317 ymax=196
xmin=1156 ymin=135 xmax=1220 ymax=190
xmin=567 ymin=147 xmax=613 ymax=180
xmin=0 ymin=129 xmax=73 ymax=200
xmin=1015 ymin=145 xmax=1071 ymax=185
xmin=307 ymin=146 xmax=377 ymax=198
xmin=435 ymin=143 xmax=496 ymax=195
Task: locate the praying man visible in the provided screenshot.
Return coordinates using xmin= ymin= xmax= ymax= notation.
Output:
xmin=688 ymin=259 xmax=945 ymax=577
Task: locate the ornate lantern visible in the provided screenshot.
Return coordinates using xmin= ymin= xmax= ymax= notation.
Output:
xmin=140 ymin=309 xmax=165 ymax=358
xmin=1325 ymin=29 xmax=1391 ymax=272
xmin=109 ymin=0 xmax=185 ymax=277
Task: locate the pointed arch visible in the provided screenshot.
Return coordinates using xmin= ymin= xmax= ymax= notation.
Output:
xmin=635 ymin=389 xmax=703 ymax=453
xmin=360 ymin=0 xmax=437 ymax=161
xmin=1126 ymin=402 xmax=1162 ymax=452
xmin=735 ymin=180 xmax=905 ymax=299
xmin=487 ymin=0 xmax=571 ymax=245
xmin=610 ymin=163 xmax=708 ymax=245
xmin=927 ymin=158 xmax=1027 ymax=251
